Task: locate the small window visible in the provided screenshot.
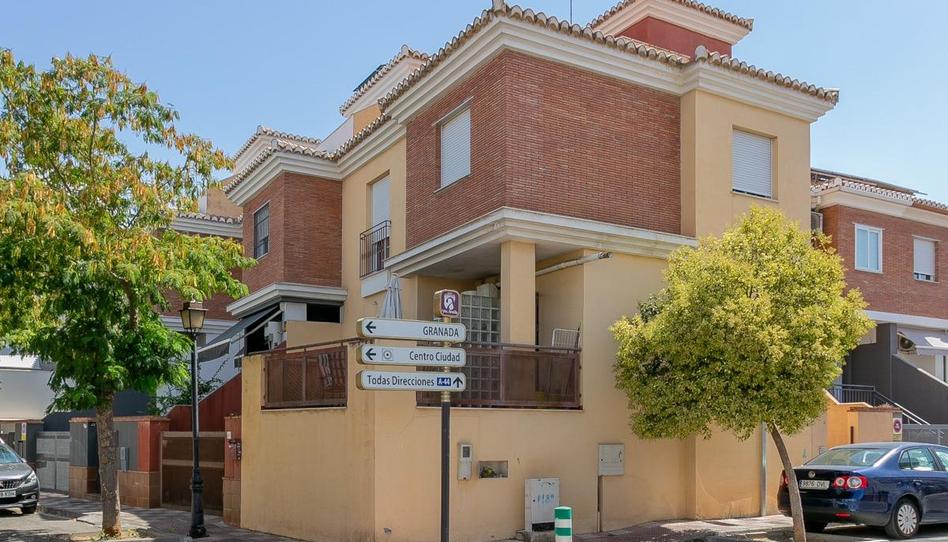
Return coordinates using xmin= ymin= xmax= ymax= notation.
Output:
xmin=914 ymin=237 xmax=936 ymax=282
xmin=254 ymin=204 xmax=270 ymax=258
xmin=855 ymin=225 xmax=882 ymax=273
xmin=899 ymin=448 xmax=937 ymax=471
xmin=732 ymin=129 xmax=773 ymax=198
xmin=440 ymin=108 xmax=471 ymax=187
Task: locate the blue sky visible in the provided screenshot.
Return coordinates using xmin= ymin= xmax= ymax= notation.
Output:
xmin=5 ymin=1 xmax=946 ymax=201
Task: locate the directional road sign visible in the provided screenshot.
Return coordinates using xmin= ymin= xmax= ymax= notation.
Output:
xmin=357 ymin=370 xmax=467 ymax=392
xmin=358 ymin=345 xmax=465 ymax=367
xmin=357 ymin=317 xmax=466 ymax=343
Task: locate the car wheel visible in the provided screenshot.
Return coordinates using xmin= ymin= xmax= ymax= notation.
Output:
xmin=885 ymin=498 xmax=920 ymax=539
xmin=21 ymin=505 xmax=36 ymax=515
xmin=804 ymin=519 xmax=828 ymax=533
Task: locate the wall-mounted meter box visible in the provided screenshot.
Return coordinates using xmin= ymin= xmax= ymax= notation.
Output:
xmin=458 ymin=443 xmax=473 ymax=480
xmin=598 ymin=443 xmax=625 ymax=476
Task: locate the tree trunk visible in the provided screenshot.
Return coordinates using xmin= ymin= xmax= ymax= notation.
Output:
xmin=96 ymin=398 xmax=121 ymax=537
xmin=769 ymin=423 xmax=806 ymax=542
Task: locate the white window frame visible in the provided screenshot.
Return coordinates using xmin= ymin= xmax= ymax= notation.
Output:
xmin=913 ymin=236 xmax=937 ymax=282
xmin=854 ymin=224 xmax=883 ymax=273
xmin=731 ymin=129 xmax=774 ymax=199
xmin=438 ymin=104 xmax=471 ymax=188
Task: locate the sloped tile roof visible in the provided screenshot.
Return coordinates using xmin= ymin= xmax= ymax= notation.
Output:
xmin=694 ymin=46 xmax=839 ymax=103
xmin=339 ymin=45 xmax=428 ymax=116
xmin=223 ymin=114 xmax=393 ymax=194
xmin=232 ymin=125 xmax=322 ymax=161
xmin=811 ymin=171 xmax=948 ymax=217
xmin=588 ymin=0 xmax=754 ymax=32
xmin=380 ymin=1 xmax=835 ymax=111
xmin=177 ymin=211 xmax=243 ymax=224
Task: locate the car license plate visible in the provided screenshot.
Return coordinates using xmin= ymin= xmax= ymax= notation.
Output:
xmin=799 ymin=479 xmax=830 ymax=490
xmin=0 ymin=490 xmax=15 ymax=498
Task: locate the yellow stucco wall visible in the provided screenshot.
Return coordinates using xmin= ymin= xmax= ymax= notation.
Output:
xmin=239 ymin=80 xmax=848 ymax=542
xmin=680 ymin=89 xmax=812 ymax=238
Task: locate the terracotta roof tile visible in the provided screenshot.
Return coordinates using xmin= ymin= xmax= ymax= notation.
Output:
xmin=694 ymin=46 xmax=838 ymax=103
xmin=339 ymin=45 xmax=428 ymax=116
xmin=177 ymin=211 xmax=243 ymax=224
xmin=588 ymin=0 xmax=754 ymax=32
xmin=811 ymin=174 xmax=948 ymax=215
xmin=232 ymin=125 xmax=322 ymax=161
xmin=379 ymin=1 xmax=689 ymax=111
xmin=223 ymin=114 xmax=393 ymax=194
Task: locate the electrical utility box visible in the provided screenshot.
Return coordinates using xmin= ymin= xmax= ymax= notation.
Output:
xmin=458 ymin=443 xmax=473 ymax=480
xmin=524 ymin=478 xmax=559 ymax=532
xmin=598 ymin=443 xmax=625 ymax=476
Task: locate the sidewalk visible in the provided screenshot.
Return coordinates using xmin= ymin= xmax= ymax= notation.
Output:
xmin=38 ymin=493 xmax=299 ymax=542
xmin=574 ymin=515 xmax=794 ymax=541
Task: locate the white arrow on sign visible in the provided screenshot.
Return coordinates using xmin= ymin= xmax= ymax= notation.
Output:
xmin=358 ymin=345 xmax=466 ymax=367
xmin=357 ymin=370 xmax=467 ymax=392
xmin=357 ymin=318 xmax=466 ymax=343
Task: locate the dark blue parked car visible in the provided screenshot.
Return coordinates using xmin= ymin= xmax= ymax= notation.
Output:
xmin=778 ymin=442 xmax=948 ymax=539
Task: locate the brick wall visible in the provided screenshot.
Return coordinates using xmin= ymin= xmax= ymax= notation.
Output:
xmin=406 ymin=50 xmax=681 ymax=248
xmin=241 ymin=172 xmax=342 ymax=293
xmin=618 ymin=16 xmax=732 ymax=56
xmin=822 ymin=205 xmax=947 ymax=320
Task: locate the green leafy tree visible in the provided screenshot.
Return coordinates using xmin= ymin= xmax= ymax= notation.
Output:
xmin=0 ymin=51 xmax=253 ymax=535
xmin=612 ymin=207 xmax=872 ymax=542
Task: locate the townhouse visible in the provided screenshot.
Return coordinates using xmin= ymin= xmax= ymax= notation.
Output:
xmin=812 ymin=169 xmax=948 ymax=424
xmin=193 ymin=1 xmax=902 ymax=540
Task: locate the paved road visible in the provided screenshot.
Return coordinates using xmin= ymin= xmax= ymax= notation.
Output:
xmin=815 ymin=524 xmax=948 ymax=541
xmin=0 ymin=509 xmax=98 ymax=541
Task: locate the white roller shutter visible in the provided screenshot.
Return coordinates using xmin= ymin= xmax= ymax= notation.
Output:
xmin=440 ymin=108 xmax=471 ymax=187
xmin=732 ymin=130 xmax=773 ymax=198
xmin=914 ymin=238 xmax=936 ymax=280
xmin=371 ymin=177 xmax=390 ymax=227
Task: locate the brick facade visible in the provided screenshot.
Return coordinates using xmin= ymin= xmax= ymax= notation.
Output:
xmin=406 ymin=50 xmax=681 ymax=248
xmin=241 ymin=172 xmax=342 ymax=293
xmin=618 ymin=16 xmax=732 ymax=56
xmin=821 ymin=204 xmax=947 ymax=320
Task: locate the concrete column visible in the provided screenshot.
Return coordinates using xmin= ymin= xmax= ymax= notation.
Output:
xmin=500 ymin=241 xmax=536 ymax=344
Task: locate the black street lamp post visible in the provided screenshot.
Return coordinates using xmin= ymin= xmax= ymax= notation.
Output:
xmin=179 ymin=300 xmax=208 ymax=539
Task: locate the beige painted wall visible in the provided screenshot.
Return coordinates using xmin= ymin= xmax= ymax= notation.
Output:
xmin=240 ymin=351 xmax=375 ymax=542
xmin=681 ymin=89 xmax=812 ymax=238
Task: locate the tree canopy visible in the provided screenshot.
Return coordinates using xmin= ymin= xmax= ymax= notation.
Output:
xmin=0 ymin=50 xmax=253 ymax=411
xmin=612 ymin=207 xmax=873 ymax=440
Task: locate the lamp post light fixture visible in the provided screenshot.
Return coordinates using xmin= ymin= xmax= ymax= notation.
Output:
xmin=179 ymin=300 xmax=208 ymax=539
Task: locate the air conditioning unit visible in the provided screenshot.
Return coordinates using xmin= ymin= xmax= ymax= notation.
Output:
xmin=810 ymin=211 xmax=824 ymax=232
xmin=265 ymin=321 xmax=284 ymax=348
xmin=524 ymin=478 xmax=559 ymax=532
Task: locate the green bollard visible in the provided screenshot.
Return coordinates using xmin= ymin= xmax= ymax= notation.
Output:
xmin=554 ymin=506 xmax=572 ymax=542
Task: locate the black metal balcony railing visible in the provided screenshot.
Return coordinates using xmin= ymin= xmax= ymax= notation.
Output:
xmin=418 ymin=343 xmax=581 ymax=409
xmin=360 ymin=220 xmax=390 ymax=277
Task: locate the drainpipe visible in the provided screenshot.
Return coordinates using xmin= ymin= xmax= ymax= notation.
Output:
xmin=535 ymin=252 xmax=612 ymax=277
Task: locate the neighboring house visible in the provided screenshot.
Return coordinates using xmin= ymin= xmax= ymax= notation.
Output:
xmin=208 ymin=0 xmax=881 ymax=540
xmin=0 ymin=351 xmax=54 ymax=423
xmin=812 ymin=168 xmax=948 ymax=423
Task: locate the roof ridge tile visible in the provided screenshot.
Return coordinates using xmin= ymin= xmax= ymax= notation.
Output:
xmin=588 ymin=0 xmax=754 ymax=32
xmin=339 ymin=45 xmax=429 ymax=116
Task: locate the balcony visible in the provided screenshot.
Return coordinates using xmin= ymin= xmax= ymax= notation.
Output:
xmin=418 ymin=343 xmax=581 ymax=409
xmin=360 ymin=220 xmax=391 ymax=277
xmin=262 ymin=343 xmax=348 ymax=409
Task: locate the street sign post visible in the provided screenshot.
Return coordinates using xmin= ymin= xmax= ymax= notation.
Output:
xmin=358 ymin=345 xmax=466 ymax=367
xmin=356 ymin=307 xmax=466 ymax=542
xmin=357 ymin=317 xmax=466 ymax=342
xmin=356 ymin=370 xmax=466 ymax=392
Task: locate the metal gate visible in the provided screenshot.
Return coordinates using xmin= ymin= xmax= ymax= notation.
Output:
xmin=35 ymin=431 xmax=70 ymax=492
